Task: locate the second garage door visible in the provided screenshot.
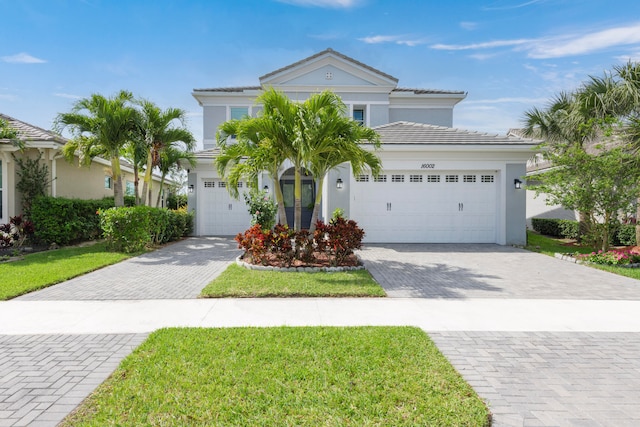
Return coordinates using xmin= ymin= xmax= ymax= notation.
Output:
xmin=198 ymin=179 xmax=252 ymax=236
xmin=350 ymin=171 xmax=498 ymax=243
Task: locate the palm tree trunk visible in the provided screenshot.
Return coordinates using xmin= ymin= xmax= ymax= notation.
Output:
xmin=155 ymin=176 xmax=166 ymax=208
xmin=111 ymin=157 xmax=124 ymax=207
xmin=636 ymin=199 xmax=640 ymax=246
xmin=308 ymin=176 xmax=324 ymax=233
xmin=294 ymin=165 xmax=302 ymax=231
xmin=141 ymin=153 xmax=153 ymax=206
xmin=133 ymin=166 xmax=140 ymax=205
xmin=272 ymin=174 xmax=287 ymax=226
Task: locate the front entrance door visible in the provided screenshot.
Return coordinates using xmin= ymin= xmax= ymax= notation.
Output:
xmin=280 ymin=173 xmax=315 ymax=229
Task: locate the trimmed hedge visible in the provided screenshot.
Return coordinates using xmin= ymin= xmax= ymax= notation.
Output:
xmin=99 ymin=206 xmax=193 ymax=253
xmin=531 ymin=218 xmax=579 ymax=239
xmin=616 ymin=224 xmax=636 ymax=246
xmin=31 ymin=197 xmax=115 ymax=245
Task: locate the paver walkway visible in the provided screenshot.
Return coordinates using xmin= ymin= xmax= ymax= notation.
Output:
xmin=1 ymin=239 xmax=640 ymax=426
xmin=17 ymin=237 xmax=239 ymax=300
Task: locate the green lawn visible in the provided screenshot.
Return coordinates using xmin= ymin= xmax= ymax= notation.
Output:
xmin=200 ymin=263 xmax=386 ymax=297
xmin=526 ymin=231 xmax=640 ymax=280
xmin=61 ymin=327 xmax=490 ymax=427
xmin=0 ymin=243 xmax=132 ymax=300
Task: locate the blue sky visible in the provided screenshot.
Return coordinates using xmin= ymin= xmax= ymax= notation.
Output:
xmin=2 ymin=0 xmax=640 ymax=148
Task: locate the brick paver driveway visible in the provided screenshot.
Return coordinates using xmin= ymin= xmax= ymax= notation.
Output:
xmin=359 ymin=244 xmax=640 ymax=427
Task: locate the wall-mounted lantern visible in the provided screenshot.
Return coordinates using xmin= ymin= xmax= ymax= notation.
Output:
xmin=263 ymin=185 xmax=270 ymax=194
xmin=336 ymin=178 xmax=344 ymax=189
xmin=188 ymin=184 xmax=195 ymax=194
xmin=514 ymin=179 xmax=523 ymax=190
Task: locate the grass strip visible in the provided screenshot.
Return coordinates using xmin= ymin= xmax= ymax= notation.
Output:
xmin=62 ymin=327 xmax=490 ymax=426
xmin=200 ymin=263 xmax=386 ymax=297
xmin=526 ymin=231 xmax=640 ymax=280
xmin=0 ymin=243 xmax=131 ymax=300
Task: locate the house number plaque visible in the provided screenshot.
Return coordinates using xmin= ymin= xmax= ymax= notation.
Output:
xmin=420 ymin=163 xmax=436 ymax=169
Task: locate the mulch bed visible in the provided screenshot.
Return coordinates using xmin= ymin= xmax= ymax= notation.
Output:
xmin=245 ymin=252 xmax=361 ymax=268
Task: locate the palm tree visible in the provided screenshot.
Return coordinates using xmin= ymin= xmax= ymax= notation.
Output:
xmin=56 ymin=90 xmax=137 ymax=207
xmin=155 ymin=146 xmax=196 ymax=208
xmin=122 ymin=136 xmax=148 ymax=205
xmin=216 ymin=88 xmax=298 ymax=227
xmin=522 ymin=91 xmax=601 ymax=239
xmin=134 ymin=100 xmax=196 ymax=206
xmin=298 ymin=91 xmax=381 ymax=231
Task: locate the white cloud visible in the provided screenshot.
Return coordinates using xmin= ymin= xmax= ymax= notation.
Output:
xmin=0 ymin=94 xmax=17 ymax=101
xmin=359 ymin=34 xmax=427 ymax=47
xmin=460 ymin=21 xmax=478 ymax=31
xmin=276 ymin=0 xmax=363 ymax=8
xmin=54 ymin=93 xmax=83 ymax=100
xmin=431 ymin=39 xmax=533 ymax=51
xmin=482 ymin=0 xmax=547 ymax=11
xmin=430 ymin=22 xmax=640 ymax=60
xmin=528 ymin=23 xmax=640 ymax=59
xmin=616 ymin=51 xmax=640 ymax=62
xmin=2 ymin=52 xmax=46 ymax=64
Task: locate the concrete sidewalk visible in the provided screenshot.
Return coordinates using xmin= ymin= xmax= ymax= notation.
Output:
xmin=2 ymin=238 xmax=640 ymax=426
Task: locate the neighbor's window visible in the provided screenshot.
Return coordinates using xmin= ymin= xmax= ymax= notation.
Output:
xmin=125 ymin=181 xmax=135 ymax=196
xmin=104 ymin=176 xmax=112 ymax=189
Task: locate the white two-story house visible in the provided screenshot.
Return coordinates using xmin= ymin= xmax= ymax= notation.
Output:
xmin=189 ymin=48 xmax=536 ymax=245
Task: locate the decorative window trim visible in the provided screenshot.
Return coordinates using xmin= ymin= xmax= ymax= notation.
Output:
xmin=463 ymin=175 xmax=476 ymax=183
xmin=481 ymin=175 xmax=495 ymax=183
xmin=204 ymin=181 xmax=215 ymax=188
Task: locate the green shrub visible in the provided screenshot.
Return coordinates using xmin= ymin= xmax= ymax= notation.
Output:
xmin=31 ymin=196 xmax=114 ymax=245
xmin=617 ymin=224 xmax=636 ymax=246
xmin=166 ymin=194 xmax=187 ymax=210
xmin=99 ymin=206 xmax=193 ymax=253
xmin=531 ymin=218 xmax=579 ymax=239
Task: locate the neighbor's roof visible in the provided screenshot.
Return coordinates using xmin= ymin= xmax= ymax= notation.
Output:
xmin=192 ymin=86 xmax=262 ymax=93
xmin=0 ymin=113 xmax=66 ymax=144
xmin=373 ymin=122 xmax=540 ymax=145
xmin=259 ymin=48 xmax=399 ymax=84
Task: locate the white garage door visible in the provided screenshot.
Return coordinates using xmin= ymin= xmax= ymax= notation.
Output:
xmin=351 ymin=171 xmax=498 ymax=243
xmin=198 ymin=179 xmax=252 ymax=236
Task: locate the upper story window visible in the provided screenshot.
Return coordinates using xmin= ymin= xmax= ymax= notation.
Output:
xmin=230 ymin=107 xmax=249 ymax=121
xmin=353 ymin=106 xmax=365 ymax=126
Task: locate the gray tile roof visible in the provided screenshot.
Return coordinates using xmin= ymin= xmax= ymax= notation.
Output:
xmin=392 ymin=87 xmax=466 ymax=96
xmin=0 ymin=113 xmax=66 ymax=144
xmin=373 ymin=122 xmax=539 ymax=145
xmin=192 ymin=86 xmax=262 ymax=93
xmin=259 ymin=48 xmax=399 ymax=84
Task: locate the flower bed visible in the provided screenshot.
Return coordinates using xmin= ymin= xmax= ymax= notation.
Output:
xmin=559 ymin=247 xmax=640 ymax=267
xmin=235 ymin=218 xmax=365 ymax=269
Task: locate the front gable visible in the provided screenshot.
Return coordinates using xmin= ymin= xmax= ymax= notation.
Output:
xmin=259 ymin=48 xmax=398 ymax=92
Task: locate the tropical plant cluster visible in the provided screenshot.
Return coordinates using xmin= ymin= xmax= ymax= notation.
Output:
xmin=55 ymin=90 xmax=196 ymax=208
xmin=523 ymin=62 xmax=640 ymax=251
xmin=243 ymin=189 xmax=277 ymax=230
xmin=236 ymin=216 xmax=365 ymax=268
xmin=217 ymin=88 xmax=381 ymax=232
xmin=576 ymin=248 xmax=640 ymax=266
xmin=99 ymin=206 xmax=193 ymax=253
xmin=0 ymin=215 xmax=34 ymax=249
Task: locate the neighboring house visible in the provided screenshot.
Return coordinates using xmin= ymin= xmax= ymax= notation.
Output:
xmin=189 ymin=48 xmax=537 ymax=245
xmin=0 ymin=113 xmax=171 ymax=222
